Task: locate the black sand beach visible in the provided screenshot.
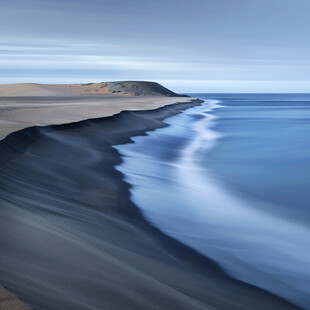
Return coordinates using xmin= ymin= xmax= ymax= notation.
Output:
xmin=0 ymin=99 xmax=301 ymax=310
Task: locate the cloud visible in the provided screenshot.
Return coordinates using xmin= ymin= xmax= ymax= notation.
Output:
xmin=0 ymin=42 xmax=310 ymax=92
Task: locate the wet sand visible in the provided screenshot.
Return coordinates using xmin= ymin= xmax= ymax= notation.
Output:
xmin=0 ymin=99 xmax=301 ymax=309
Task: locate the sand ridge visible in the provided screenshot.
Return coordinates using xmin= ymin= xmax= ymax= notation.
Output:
xmin=0 ymin=95 xmax=193 ymax=142
xmin=0 ymin=81 xmax=191 ymax=142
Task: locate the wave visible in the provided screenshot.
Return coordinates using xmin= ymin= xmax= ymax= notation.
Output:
xmin=115 ymin=99 xmax=310 ymax=308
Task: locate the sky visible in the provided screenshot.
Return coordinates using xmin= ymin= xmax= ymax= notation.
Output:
xmin=0 ymin=0 xmax=310 ymax=93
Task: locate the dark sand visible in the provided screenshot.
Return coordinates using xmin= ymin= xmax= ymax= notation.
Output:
xmin=0 ymin=101 xmax=301 ymax=309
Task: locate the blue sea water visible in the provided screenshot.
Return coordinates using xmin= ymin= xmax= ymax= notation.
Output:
xmin=114 ymin=94 xmax=310 ymax=309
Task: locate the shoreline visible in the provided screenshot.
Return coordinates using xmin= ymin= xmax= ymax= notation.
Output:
xmin=0 ymin=98 xmax=301 ymax=309
xmin=115 ymin=96 xmax=309 ymax=307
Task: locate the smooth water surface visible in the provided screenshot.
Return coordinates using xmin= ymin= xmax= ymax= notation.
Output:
xmin=115 ymin=94 xmax=310 ymax=309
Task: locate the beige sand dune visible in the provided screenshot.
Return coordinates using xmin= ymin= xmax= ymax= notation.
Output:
xmin=0 ymin=81 xmax=183 ymax=97
xmin=0 ymin=81 xmax=191 ymax=141
xmin=0 ymin=95 xmax=192 ymax=142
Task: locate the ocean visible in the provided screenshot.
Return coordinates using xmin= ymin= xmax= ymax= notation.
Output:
xmin=115 ymin=94 xmax=310 ymax=309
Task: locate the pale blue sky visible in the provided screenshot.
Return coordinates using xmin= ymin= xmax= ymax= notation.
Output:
xmin=0 ymin=0 xmax=310 ymax=92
